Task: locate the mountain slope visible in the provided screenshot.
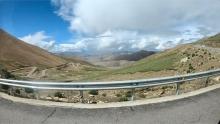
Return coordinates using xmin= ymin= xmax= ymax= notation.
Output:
xmin=198 ymin=33 xmax=220 ymax=48
xmin=0 ymin=29 xmax=66 ymax=70
xmin=86 ymin=34 xmax=220 ymax=81
xmin=111 ymin=33 xmax=220 ymax=75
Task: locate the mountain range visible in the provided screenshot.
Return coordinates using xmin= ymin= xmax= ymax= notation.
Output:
xmin=0 ymin=28 xmax=219 ymax=81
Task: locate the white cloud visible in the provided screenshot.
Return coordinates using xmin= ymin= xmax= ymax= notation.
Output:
xmin=52 ymin=0 xmax=220 ymax=34
xmin=19 ymin=31 xmax=88 ymax=52
xmin=18 ymin=28 xmax=206 ymax=53
xmin=53 ymin=40 xmax=87 ymax=52
xmin=50 ymin=0 xmax=220 ymax=52
xmin=52 ymin=29 xmax=204 ymax=53
xmin=19 ymin=31 xmax=55 ymax=50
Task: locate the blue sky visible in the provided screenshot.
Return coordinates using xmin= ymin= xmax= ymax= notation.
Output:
xmin=0 ymin=0 xmax=220 ymax=53
xmin=0 ymin=0 xmax=72 ymax=42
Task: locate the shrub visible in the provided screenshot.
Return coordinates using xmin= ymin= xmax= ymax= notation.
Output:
xmin=1 ymin=84 xmax=10 ymax=90
xmin=24 ymin=88 xmax=34 ymax=94
xmin=88 ymin=90 xmax=98 ymax=95
xmin=116 ymin=93 xmax=122 ymax=97
xmin=54 ymin=92 xmax=65 ymax=98
xmin=125 ymin=91 xmax=133 ymax=97
xmin=188 ymin=63 xmax=194 ymax=70
xmin=187 ymin=70 xmax=191 ymax=73
xmin=15 ymin=89 xmax=21 ymax=94
xmin=138 ymin=93 xmax=146 ymax=98
xmin=0 ymin=66 xmax=15 ymax=79
xmin=119 ymin=96 xmax=129 ymax=102
xmin=102 ymin=93 xmax=107 ymax=97
xmin=199 ymin=55 xmax=204 ymax=58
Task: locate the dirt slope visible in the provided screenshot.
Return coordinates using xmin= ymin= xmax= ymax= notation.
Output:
xmin=0 ymin=29 xmax=66 ymax=70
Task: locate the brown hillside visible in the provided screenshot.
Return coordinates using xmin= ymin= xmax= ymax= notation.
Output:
xmin=0 ymin=29 xmax=66 ymax=70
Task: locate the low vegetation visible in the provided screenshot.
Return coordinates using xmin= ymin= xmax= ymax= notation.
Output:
xmin=197 ymin=33 xmax=220 ymax=48
xmin=54 ymin=92 xmax=65 ymax=98
xmin=88 ymin=90 xmax=99 ymax=95
xmin=24 ymin=88 xmax=34 ymax=94
xmin=113 ymin=51 xmax=180 ymax=74
xmin=0 ymin=65 xmax=16 ymax=79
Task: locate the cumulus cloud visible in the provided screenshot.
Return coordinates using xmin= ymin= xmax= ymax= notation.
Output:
xmin=18 ymin=28 xmax=205 ymax=53
xmin=19 ymin=31 xmax=55 ymax=50
xmin=53 ymin=40 xmax=88 ymax=52
xmin=51 ymin=0 xmax=220 ymax=52
xmin=53 ymin=28 xmax=204 ymax=53
xmin=52 ymin=0 xmax=220 ymax=34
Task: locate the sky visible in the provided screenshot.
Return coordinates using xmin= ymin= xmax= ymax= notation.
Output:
xmin=1 ymin=0 xmax=220 ymax=53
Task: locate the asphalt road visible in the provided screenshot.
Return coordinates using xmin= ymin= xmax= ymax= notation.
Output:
xmin=0 ymin=89 xmax=220 ymax=124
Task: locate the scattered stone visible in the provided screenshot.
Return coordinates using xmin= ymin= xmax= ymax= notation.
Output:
xmin=45 ymin=97 xmax=53 ymax=101
xmin=180 ymin=57 xmax=188 ymax=63
xmin=214 ymin=76 xmax=220 ymax=81
xmin=53 ymin=97 xmax=59 ymax=101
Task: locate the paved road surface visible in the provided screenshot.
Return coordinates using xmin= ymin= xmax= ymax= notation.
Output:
xmin=0 ymin=89 xmax=220 ymax=124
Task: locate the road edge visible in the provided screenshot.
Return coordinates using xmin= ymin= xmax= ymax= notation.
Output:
xmin=0 ymin=84 xmax=220 ymax=109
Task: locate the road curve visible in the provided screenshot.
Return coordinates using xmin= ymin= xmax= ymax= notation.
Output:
xmin=0 ymin=89 xmax=220 ymax=124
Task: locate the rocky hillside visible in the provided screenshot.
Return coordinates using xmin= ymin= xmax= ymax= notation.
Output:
xmin=198 ymin=33 xmax=220 ymax=48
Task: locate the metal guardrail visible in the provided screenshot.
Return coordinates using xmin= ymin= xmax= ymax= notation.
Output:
xmin=0 ymin=69 xmax=220 ymax=90
xmin=0 ymin=69 xmax=220 ymax=100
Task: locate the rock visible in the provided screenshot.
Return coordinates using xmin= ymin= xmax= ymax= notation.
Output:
xmin=180 ymin=57 xmax=188 ymax=63
xmin=98 ymin=101 xmax=105 ymax=104
xmin=214 ymin=76 xmax=220 ymax=81
xmin=89 ymin=95 xmax=95 ymax=97
xmin=45 ymin=97 xmax=53 ymax=100
xmin=59 ymin=98 xmax=68 ymax=102
xmin=53 ymin=97 xmax=59 ymax=101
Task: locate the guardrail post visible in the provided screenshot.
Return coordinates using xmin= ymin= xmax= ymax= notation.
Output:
xmin=8 ymin=87 xmax=13 ymax=96
xmin=205 ymin=77 xmax=209 ymax=87
xmin=176 ymin=83 xmax=180 ymax=95
xmin=34 ymin=89 xmax=40 ymax=100
xmin=131 ymin=88 xmax=135 ymax=101
xmin=79 ymin=90 xmax=84 ymax=103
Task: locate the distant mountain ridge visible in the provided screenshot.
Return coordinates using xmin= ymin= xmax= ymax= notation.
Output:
xmin=57 ymin=50 xmax=156 ymax=68
xmin=113 ymin=50 xmax=155 ymax=61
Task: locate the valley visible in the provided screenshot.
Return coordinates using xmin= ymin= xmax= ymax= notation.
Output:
xmin=1 ymin=29 xmax=220 ymax=82
xmin=0 ymin=29 xmax=220 ymax=103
